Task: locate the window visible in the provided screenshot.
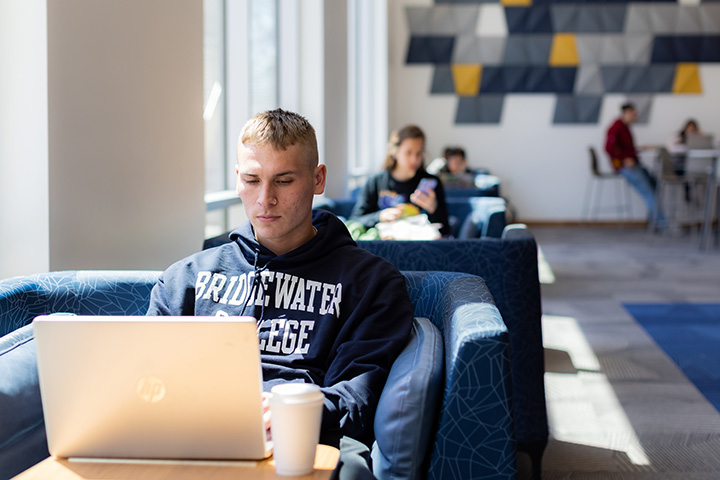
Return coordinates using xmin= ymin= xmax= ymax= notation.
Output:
xmin=203 ymin=0 xmax=282 ymax=239
xmin=347 ymin=0 xmax=388 ymax=192
xmin=203 ymin=0 xmax=389 ymax=236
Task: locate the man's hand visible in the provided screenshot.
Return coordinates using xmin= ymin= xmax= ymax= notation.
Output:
xmin=623 ymin=157 xmax=637 ymax=168
xmin=262 ymin=392 xmax=272 ymax=437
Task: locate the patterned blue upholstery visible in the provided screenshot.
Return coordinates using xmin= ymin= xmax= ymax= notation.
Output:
xmin=404 ymin=272 xmax=515 ymax=480
xmin=0 ymin=271 xmax=161 ymax=337
xmin=374 ymin=273 xmax=514 ymax=480
xmin=0 ymin=270 xmax=161 ymax=479
xmin=356 ymin=232 xmax=548 ymax=473
xmin=0 ymin=270 xmax=514 ymax=480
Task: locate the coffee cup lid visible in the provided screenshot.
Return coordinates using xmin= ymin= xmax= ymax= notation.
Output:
xmin=271 ymin=383 xmax=324 ymax=403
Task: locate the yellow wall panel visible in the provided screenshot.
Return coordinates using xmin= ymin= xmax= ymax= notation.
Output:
xmin=673 ymin=63 xmax=702 ymax=94
xmin=549 ymin=34 xmax=579 ymax=67
xmin=452 ymin=64 xmax=483 ymax=96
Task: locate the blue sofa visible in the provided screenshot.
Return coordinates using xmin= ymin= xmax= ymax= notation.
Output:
xmin=0 ymin=270 xmax=515 ymax=480
xmin=354 ymin=225 xmax=548 ymax=480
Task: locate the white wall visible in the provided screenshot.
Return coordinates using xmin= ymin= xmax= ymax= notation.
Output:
xmin=46 ymin=0 xmax=204 ymax=271
xmin=388 ymin=0 xmax=720 ymax=222
xmin=0 ymin=0 xmax=50 ymax=278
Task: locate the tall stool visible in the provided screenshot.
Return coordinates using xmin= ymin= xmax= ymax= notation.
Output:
xmin=582 ymin=147 xmax=633 ymax=224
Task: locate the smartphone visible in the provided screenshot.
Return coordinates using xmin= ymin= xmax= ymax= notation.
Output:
xmin=417 ymin=178 xmax=437 ymax=194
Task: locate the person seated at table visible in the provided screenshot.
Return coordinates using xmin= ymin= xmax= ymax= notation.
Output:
xmin=667 ymin=119 xmax=701 ymax=152
xmin=350 ymin=124 xmax=450 ymax=236
xmin=147 ymin=108 xmax=413 ymax=479
xmin=666 ymin=119 xmax=704 ymax=200
xmin=667 ymin=119 xmax=707 ymax=169
xmin=605 ymin=102 xmax=667 ymax=227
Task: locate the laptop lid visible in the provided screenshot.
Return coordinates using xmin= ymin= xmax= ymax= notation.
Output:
xmin=685 ymin=133 xmax=714 ymax=149
xmin=33 ymin=315 xmax=272 ymax=461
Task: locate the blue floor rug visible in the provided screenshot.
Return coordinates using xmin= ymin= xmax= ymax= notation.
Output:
xmin=624 ymin=303 xmax=720 ymax=413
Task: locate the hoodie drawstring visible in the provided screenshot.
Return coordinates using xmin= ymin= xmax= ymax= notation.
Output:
xmin=242 ymin=248 xmax=270 ymax=325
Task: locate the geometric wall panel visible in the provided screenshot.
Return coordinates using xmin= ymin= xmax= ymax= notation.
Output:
xmin=651 ymin=36 xmax=720 ymax=63
xmin=479 ymin=66 xmax=577 ymax=92
xmin=407 ymin=36 xmax=455 ymax=64
xmin=406 ymin=1 xmax=719 ymax=124
xmin=625 ymin=95 xmax=653 ymax=124
xmin=407 ymin=6 xmax=481 ymax=35
xmin=549 ymin=34 xmax=580 ymax=66
xmin=673 ymin=63 xmax=703 ymax=93
xmin=505 ymin=7 xmax=554 ymax=33
xmin=431 ymin=66 xmax=456 ymax=93
xmin=477 ymin=4 xmax=509 ymax=36
xmin=453 ymin=35 xmax=507 ymax=63
xmin=452 ymin=64 xmax=483 ymax=95
xmin=699 ymin=5 xmax=720 ymax=33
xmin=600 ymin=65 xmax=675 ymax=93
xmin=553 ymin=95 xmax=603 ymax=124
xmin=456 ymin=96 xmax=505 ymax=123
xmin=574 ymin=65 xmax=604 ymax=94
xmin=502 ymin=35 xmax=553 ymax=64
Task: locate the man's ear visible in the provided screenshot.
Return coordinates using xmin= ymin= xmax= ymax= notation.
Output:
xmin=235 ymin=164 xmax=242 ymax=196
xmin=314 ymin=164 xmax=327 ymax=195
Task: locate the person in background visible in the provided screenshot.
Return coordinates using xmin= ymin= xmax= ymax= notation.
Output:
xmin=437 ymin=147 xmax=481 ymax=189
xmin=666 ymin=119 xmax=704 ymax=201
xmin=667 ymin=119 xmax=702 ymax=166
xmin=350 ymin=125 xmax=450 ymax=235
xmin=147 ymin=109 xmax=413 ymax=479
xmin=605 ymin=102 xmax=666 ymax=228
xmin=441 ymin=147 xmax=474 ymax=176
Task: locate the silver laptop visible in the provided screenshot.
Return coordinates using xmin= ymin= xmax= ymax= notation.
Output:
xmin=33 ymin=315 xmax=272 ymax=462
xmin=685 ymin=133 xmax=714 ymax=149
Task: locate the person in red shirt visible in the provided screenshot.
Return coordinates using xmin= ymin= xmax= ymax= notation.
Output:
xmin=605 ymin=103 xmax=666 ymax=227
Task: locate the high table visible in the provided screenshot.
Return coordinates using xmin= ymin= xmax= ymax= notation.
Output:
xmin=639 ymin=147 xmax=718 ymax=250
xmin=11 ymin=445 xmax=340 ymax=480
xmin=687 ymin=149 xmax=719 ymax=251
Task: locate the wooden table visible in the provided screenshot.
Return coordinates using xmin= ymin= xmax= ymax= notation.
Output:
xmin=12 ymin=445 xmax=340 ymax=480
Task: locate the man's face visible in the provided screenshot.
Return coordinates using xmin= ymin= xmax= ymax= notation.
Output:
xmin=623 ymin=108 xmax=637 ymax=124
xmin=236 ymin=142 xmax=326 ymax=255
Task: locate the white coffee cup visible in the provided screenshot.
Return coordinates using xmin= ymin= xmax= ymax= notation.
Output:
xmin=269 ymin=383 xmax=325 ymax=476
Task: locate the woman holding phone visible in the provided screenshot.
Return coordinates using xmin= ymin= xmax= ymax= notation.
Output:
xmin=350 ymin=124 xmax=450 ymax=236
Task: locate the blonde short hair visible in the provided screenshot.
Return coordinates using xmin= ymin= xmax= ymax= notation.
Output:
xmin=239 ymin=109 xmax=319 ymax=170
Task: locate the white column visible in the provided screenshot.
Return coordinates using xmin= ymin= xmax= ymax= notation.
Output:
xmin=0 ymin=0 xmax=50 ymax=278
xmin=46 ymin=0 xmax=205 ymax=271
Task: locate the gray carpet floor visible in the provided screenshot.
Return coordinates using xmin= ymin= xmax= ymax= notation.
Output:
xmin=528 ymin=225 xmax=720 ymax=480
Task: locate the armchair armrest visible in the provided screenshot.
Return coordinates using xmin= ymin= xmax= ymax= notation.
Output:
xmin=379 ymin=272 xmax=515 ymax=480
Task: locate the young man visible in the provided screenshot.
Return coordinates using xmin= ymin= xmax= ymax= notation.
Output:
xmin=147 ymin=109 xmax=413 ymax=477
xmin=605 ymin=102 xmax=666 ymax=227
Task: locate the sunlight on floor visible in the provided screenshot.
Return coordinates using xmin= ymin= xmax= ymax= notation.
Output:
xmin=537 ymin=246 xmax=556 ymax=284
xmin=543 ymin=314 xmax=651 ymax=466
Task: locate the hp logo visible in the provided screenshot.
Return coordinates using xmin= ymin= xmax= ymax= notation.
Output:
xmin=136 ymin=376 xmax=166 ymax=403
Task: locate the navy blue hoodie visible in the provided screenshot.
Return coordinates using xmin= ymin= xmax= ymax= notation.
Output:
xmin=147 ymin=210 xmax=413 ymax=445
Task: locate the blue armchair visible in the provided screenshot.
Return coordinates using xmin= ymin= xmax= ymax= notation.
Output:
xmin=0 ymin=270 xmax=515 ymax=480
xmin=356 ymin=226 xmax=548 ymax=480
